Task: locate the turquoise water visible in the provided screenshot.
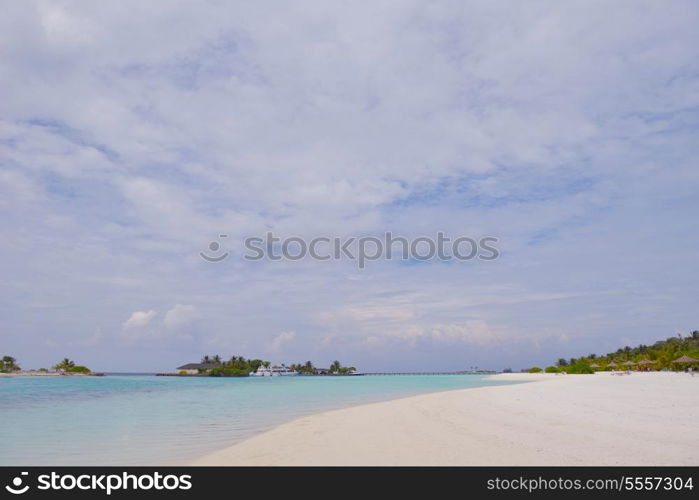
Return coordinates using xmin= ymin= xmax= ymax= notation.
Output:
xmin=0 ymin=375 xmax=517 ymax=465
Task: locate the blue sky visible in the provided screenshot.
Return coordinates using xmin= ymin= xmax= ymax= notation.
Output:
xmin=1 ymin=0 xmax=698 ymax=372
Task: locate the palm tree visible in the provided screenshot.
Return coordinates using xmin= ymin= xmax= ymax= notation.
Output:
xmin=1 ymin=355 xmax=20 ymax=372
xmin=212 ymin=354 xmax=222 ymax=365
xmin=330 ymin=360 xmax=341 ymax=373
xmin=201 ymin=355 xmax=211 ymax=364
xmin=52 ymin=358 xmax=76 ymax=371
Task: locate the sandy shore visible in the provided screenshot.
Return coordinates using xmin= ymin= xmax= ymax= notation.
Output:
xmin=192 ymin=372 xmax=698 ymax=466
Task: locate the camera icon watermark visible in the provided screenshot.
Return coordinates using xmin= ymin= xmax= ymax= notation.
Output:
xmin=199 ymin=234 xmax=229 ymax=262
xmin=5 ymin=472 xmax=29 ymax=495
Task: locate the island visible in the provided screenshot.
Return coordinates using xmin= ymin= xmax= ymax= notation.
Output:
xmin=0 ymin=356 xmax=103 ymax=376
xmin=159 ymin=355 xmax=360 ymax=377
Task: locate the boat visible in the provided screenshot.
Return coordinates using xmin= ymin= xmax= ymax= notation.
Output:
xmin=249 ymin=365 xmax=299 ymax=377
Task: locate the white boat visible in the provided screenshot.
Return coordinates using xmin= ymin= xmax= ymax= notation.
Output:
xmin=249 ymin=365 xmax=299 ymax=377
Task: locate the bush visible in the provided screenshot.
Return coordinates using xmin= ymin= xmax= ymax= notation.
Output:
xmin=544 ymin=366 xmax=559 ymax=373
xmin=528 ymin=367 xmax=543 ymax=373
xmin=566 ymin=362 xmax=594 ymax=374
xmin=66 ymin=365 xmax=91 ymax=373
xmin=222 ymin=367 xmax=249 ymax=377
xmin=209 ymin=366 xmax=249 ymax=377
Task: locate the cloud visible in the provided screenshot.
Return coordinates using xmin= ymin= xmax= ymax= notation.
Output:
xmin=366 ymin=320 xmax=503 ymax=346
xmin=429 ymin=321 xmax=502 ymax=345
xmin=163 ymin=304 xmax=197 ymax=329
xmin=79 ymin=328 xmax=105 ymax=346
xmin=267 ymin=331 xmax=296 ymax=352
xmin=121 ymin=306 xmax=197 ymax=345
xmin=122 ymin=310 xmax=157 ymax=330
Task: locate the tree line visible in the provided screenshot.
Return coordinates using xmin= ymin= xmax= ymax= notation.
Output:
xmin=193 ymin=355 xmax=357 ymax=376
xmin=0 ymin=356 xmax=91 ymax=373
xmin=528 ymin=331 xmax=699 ymax=373
xmin=288 ymin=360 xmax=357 ymax=374
xmin=196 ymin=355 xmax=268 ymax=376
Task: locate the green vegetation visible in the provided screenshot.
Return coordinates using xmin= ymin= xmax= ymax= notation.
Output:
xmin=329 ymin=360 xmax=357 ymax=374
xmin=202 ymin=354 xmax=267 ymax=377
xmin=563 ymin=361 xmax=594 ymax=374
xmin=290 ymin=361 xmax=316 ymax=374
xmin=535 ymin=363 xmax=596 ymax=374
xmin=188 ymin=355 xmax=358 ymax=376
xmin=1 ymin=355 xmax=21 ymax=372
xmin=289 ymin=360 xmax=357 ymax=374
xmin=68 ymin=365 xmax=91 ymax=373
xmin=553 ymin=331 xmax=699 ymax=371
xmin=52 ymin=358 xmax=91 ymax=373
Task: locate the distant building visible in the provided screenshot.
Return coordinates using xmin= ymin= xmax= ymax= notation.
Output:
xmin=176 ymin=363 xmax=217 ymax=375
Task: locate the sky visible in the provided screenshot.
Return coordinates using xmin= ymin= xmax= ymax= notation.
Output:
xmin=1 ymin=0 xmax=698 ymax=372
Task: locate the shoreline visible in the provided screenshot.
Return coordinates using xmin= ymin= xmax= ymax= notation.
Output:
xmin=191 ymin=372 xmax=698 ymax=466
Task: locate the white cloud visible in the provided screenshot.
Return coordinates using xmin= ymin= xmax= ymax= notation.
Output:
xmin=428 ymin=321 xmax=502 ymax=346
xmin=163 ymin=304 xmax=197 ymax=330
xmin=122 ymin=310 xmax=157 ymax=330
xmin=267 ymin=331 xmax=296 ymax=353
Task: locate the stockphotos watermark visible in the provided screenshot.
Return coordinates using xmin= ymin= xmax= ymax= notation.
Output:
xmin=4 ymin=471 xmax=192 ymax=495
xmin=200 ymin=232 xmax=499 ymax=268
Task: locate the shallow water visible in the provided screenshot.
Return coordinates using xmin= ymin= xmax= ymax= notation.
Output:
xmin=0 ymin=374 xmax=517 ymax=465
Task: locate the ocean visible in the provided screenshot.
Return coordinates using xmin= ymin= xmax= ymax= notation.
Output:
xmin=0 ymin=374 xmax=517 ymax=465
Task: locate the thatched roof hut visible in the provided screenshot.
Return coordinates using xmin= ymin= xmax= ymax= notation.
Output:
xmin=607 ymin=362 xmax=617 ymax=367
xmin=672 ymin=355 xmax=699 ymax=364
xmin=622 ymin=361 xmax=636 ymax=367
xmin=636 ymin=359 xmax=655 ymax=365
xmin=590 ymin=363 xmax=600 ymax=368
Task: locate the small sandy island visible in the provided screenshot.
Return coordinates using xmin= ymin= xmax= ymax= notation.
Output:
xmin=192 ymin=372 xmax=698 ymax=466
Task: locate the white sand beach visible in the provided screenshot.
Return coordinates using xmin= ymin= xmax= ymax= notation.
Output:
xmin=192 ymin=372 xmax=698 ymax=466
